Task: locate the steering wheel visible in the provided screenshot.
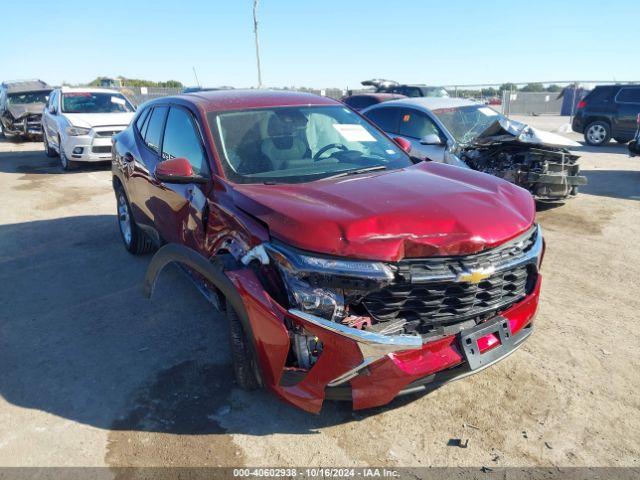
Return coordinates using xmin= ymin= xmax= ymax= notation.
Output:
xmin=313 ymin=143 xmax=348 ymax=161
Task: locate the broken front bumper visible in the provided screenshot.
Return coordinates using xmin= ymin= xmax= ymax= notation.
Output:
xmin=144 ymin=243 xmax=540 ymax=414
xmin=227 ymin=269 xmax=541 ymax=413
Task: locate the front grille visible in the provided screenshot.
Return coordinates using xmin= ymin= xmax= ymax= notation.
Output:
xmin=363 ymin=265 xmax=534 ymax=333
xmin=95 ymin=130 xmax=121 ymax=137
xmin=361 ymin=226 xmax=540 ymax=334
xmin=91 ymin=146 xmax=112 ymax=154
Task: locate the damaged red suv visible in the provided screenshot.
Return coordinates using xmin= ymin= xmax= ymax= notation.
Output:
xmin=112 ymin=90 xmax=543 ymax=413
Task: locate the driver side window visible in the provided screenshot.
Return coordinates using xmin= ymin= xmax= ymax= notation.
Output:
xmin=161 ymin=107 xmax=209 ymax=176
xmin=399 ymin=109 xmax=441 ymax=140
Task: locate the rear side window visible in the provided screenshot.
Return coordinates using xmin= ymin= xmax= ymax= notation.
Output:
xmin=135 ymin=108 xmax=150 ymax=133
xmin=364 ymin=107 xmax=400 ymax=134
xmin=161 ymin=107 xmax=208 ymax=175
xmin=616 ymin=88 xmax=640 ymax=104
xmin=584 ymin=86 xmax=614 ymax=103
xmin=143 ymin=106 xmax=168 ymax=153
xmin=399 ymin=109 xmax=441 ymax=139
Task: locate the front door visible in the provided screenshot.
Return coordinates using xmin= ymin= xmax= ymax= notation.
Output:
xmin=147 ymin=105 xmax=211 ymax=252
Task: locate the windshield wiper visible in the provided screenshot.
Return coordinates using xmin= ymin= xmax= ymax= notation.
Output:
xmin=321 ymin=165 xmax=387 ymax=180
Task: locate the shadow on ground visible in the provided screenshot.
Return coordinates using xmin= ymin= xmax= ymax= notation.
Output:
xmin=0 ymin=215 xmax=423 ymax=440
xmin=580 ymin=169 xmax=640 ymax=201
xmin=0 ymin=142 xmax=110 ymax=175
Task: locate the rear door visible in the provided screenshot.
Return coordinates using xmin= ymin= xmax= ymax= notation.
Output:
xmin=614 ymin=87 xmax=640 ymax=140
xmin=126 ymin=105 xmax=169 ymax=231
xmin=147 ymin=105 xmax=211 ymax=251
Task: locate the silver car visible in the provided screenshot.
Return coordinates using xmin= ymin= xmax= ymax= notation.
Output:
xmin=362 ymin=97 xmax=587 ymax=201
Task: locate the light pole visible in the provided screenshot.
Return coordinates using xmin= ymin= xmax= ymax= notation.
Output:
xmin=253 ymin=0 xmax=263 ymax=88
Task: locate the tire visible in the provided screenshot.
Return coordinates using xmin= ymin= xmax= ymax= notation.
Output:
xmin=584 ymin=121 xmax=611 ymax=146
xmin=43 ymin=130 xmax=57 ymax=157
xmin=58 ymin=137 xmax=77 ymax=170
xmin=114 ymin=184 xmax=154 ymax=255
xmin=227 ymin=304 xmax=261 ymax=390
xmin=614 ymin=137 xmax=628 ymax=144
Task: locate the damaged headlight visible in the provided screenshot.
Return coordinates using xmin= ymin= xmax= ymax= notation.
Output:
xmin=244 ymin=242 xmax=394 ymax=322
xmin=279 ymin=268 xmax=345 ymax=322
xmin=66 ymin=126 xmax=91 ymax=136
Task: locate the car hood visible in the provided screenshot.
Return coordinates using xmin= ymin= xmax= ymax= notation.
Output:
xmin=6 ymin=103 xmax=45 ymax=119
xmin=473 ymin=117 xmax=580 ymax=148
xmin=63 ymin=112 xmax=135 ymax=129
xmin=230 ymin=162 xmax=535 ymax=262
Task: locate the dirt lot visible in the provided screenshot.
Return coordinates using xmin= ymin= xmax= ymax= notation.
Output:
xmin=1 ymin=116 xmax=639 ymax=469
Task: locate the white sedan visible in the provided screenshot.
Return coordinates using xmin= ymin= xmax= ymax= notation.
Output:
xmin=42 ymin=87 xmax=135 ymax=170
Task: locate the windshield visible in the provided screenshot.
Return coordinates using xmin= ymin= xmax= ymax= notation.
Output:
xmin=7 ymin=91 xmax=50 ymax=105
xmin=208 ymin=105 xmax=412 ymax=184
xmin=61 ymin=92 xmax=134 ymax=114
xmin=432 ymin=105 xmax=507 ymax=144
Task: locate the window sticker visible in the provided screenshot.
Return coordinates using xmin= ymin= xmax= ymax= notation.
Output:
xmin=332 ymin=124 xmax=376 ymax=142
xmin=111 ymin=96 xmax=126 ymax=106
xmin=478 ymin=107 xmax=499 ymax=116
xmin=402 ymin=114 xmax=411 ymax=122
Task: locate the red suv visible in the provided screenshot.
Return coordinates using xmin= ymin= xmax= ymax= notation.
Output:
xmin=112 ymin=90 xmax=543 ymax=413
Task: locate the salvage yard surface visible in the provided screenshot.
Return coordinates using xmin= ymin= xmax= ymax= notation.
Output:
xmin=0 ymin=116 xmax=639 ymax=468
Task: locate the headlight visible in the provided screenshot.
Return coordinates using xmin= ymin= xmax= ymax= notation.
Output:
xmin=265 ymin=243 xmax=394 ymax=280
xmin=280 ymin=269 xmax=344 ymax=322
xmin=262 ymin=242 xmax=394 ymax=322
xmin=66 ymin=126 xmax=91 ymax=136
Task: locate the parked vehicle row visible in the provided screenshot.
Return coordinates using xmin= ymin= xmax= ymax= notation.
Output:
xmin=112 ymin=90 xmax=543 ymax=413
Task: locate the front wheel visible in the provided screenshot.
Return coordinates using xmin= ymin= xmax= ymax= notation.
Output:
xmin=43 ymin=130 xmax=57 ymax=157
xmin=58 ymin=137 xmax=77 ymax=170
xmin=584 ymin=121 xmax=611 ymax=146
xmin=115 ymin=185 xmax=154 ymax=255
xmin=227 ymin=304 xmax=261 ymax=390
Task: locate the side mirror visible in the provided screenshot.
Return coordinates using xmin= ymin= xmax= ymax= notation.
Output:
xmin=49 ymin=105 xmax=57 ymax=115
xmin=392 ymin=136 xmax=412 ymax=153
xmin=155 ymin=157 xmax=207 ymax=184
xmin=419 ymin=134 xmax=442 ymax=145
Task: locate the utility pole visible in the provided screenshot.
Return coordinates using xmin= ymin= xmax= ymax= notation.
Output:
xmin=253 ymin=0 xmax=263 ymax=88
xmin=192 ymin=67 xmax=201 ymax=88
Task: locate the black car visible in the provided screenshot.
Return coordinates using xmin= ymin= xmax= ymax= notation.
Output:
xmin=0 ymin=80 xmax=52 ymax=140
xmin=572 ymin=84 xmax=640 ymax=146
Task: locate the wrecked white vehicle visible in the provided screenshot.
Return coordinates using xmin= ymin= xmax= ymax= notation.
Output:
xmin=363 ymin=97 xmax=586 ymax=201
xmin=0 ymin=80 xmax=52 ymax=140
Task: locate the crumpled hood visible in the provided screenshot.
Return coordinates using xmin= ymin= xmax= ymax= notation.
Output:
xmin=6 ymin=103 xmax=45 ymax=119
xmin=230 ymin=162 xmax=535 ymax=262
xmin=63 ymin=112 xmax=134 ymax=129
xmin=474 ymin=117 xmax=580 ymax=148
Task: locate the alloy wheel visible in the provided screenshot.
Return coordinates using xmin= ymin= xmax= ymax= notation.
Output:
xmin=117 ymin=193 xmax=132 ymax=246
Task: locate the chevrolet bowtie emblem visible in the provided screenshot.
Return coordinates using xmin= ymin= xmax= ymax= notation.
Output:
xmin=457 ymin=267 xmax=495 ymax=284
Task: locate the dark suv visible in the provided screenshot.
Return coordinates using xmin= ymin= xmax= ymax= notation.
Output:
xmin=572 ymin=84 xmax=640 ymax=146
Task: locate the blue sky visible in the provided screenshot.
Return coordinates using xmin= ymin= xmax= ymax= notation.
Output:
xmin=1 ymin=0 xmax=638 ymax=89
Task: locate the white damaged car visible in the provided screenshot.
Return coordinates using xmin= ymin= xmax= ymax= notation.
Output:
xmin=42 ymin=87 xmax=135 ymax=170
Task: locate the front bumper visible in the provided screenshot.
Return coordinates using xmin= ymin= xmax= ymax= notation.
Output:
xmin=226 ymin=269 xmax=541 ymax=413
xmin=63 ymin=127 xmax=125 ymax=162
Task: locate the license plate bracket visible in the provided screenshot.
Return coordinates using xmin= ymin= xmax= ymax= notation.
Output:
xmin=459 ymin=316 xmax=514 ymax=371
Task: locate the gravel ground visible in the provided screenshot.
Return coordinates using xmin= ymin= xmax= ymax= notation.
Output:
xmin=0 ymin=116 xmax=639 ymax=469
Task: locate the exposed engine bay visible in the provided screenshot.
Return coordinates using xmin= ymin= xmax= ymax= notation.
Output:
xmin=462 ymin=143 xmax=584 ymax=201
xmin=454 ymin=118 xmax=587 ymax=201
